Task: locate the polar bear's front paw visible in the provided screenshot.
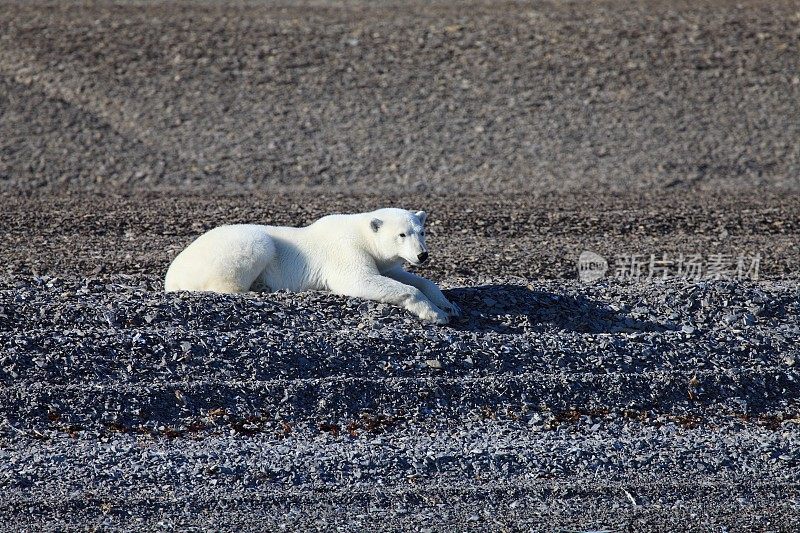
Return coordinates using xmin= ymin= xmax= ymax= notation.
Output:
xmin=442 ymin=300 xmax=461 ymax=317
xmin=431 ymin=296 xmax=461 ymax=317
xmin=417 ymin=304 xmax=449 ymax=325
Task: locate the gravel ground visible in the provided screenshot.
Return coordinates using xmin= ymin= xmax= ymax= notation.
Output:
xmin=1 ymin=0 xmax=799 ymax=192
xmin=2 ymin=190 xmax=799 ymax=281
xmin=1 ymin=274 xmax=799 ymax=531
xmin=1 ymin=192 xmax=798 ymax=531
xmin=2 ymin=0 xmax=800 ymax=531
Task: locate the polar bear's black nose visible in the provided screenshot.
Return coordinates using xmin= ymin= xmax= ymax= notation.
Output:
xmin=417 ymin=252 xmax=429 ymax=263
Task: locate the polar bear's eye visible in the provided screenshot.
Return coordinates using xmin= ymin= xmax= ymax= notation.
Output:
xmin=399 ymin=233 xmax=406 ymax=238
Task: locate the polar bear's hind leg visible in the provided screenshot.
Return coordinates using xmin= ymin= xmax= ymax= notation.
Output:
xmin=165 ymin=225 xmax=276 ymax=294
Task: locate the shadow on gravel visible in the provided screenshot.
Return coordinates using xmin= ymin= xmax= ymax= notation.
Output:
xmin=446 ymin=284 xmax=666 ymax=334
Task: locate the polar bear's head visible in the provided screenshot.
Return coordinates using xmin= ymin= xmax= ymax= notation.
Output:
xmin=368 ymin=208 xmax=429 ymax=266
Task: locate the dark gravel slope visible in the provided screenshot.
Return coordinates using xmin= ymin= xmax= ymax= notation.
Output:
xmin=1 ymin=0 xmax=799 ymax=192
xmin=1 ymin=276 xmax=799 ymax=531
xmin=0 ymin=191 xmax=799 ymax=531
xmin=2 ymin=190 xmax=799 ymax=281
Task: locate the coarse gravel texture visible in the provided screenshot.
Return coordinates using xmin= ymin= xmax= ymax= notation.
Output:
xmin=2 ymin=190 xmax=799 ymax=282
xmin=1 ymin=274 xmax=799 ymax=531
xmin=1 ymin=191 xmax=799 ymax=531
xmin=2 ymin=0 xmax=800 ymax=531
xmin=1 ymin=0 xmax=799 ymax=193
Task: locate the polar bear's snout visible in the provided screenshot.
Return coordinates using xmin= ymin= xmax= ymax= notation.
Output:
xmin=417 ymin=252 xmax=429 ymax=263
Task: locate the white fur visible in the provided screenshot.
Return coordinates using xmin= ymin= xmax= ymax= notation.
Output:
xmin=164 ymin=208 xmax=460 ymax=324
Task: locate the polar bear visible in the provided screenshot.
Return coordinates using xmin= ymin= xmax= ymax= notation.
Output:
xmin=164 ymin=208 xmax=460 ymax=324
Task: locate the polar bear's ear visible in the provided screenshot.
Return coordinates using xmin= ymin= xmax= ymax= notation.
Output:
xmin=414 ymin=211 xmax=427 ymax=225
xmin=370 ymin=218 xmax=383 ymax=232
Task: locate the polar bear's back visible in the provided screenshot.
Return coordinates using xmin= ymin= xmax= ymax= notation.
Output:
xmin=164 ymin=224 xmax=276 ymax=293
